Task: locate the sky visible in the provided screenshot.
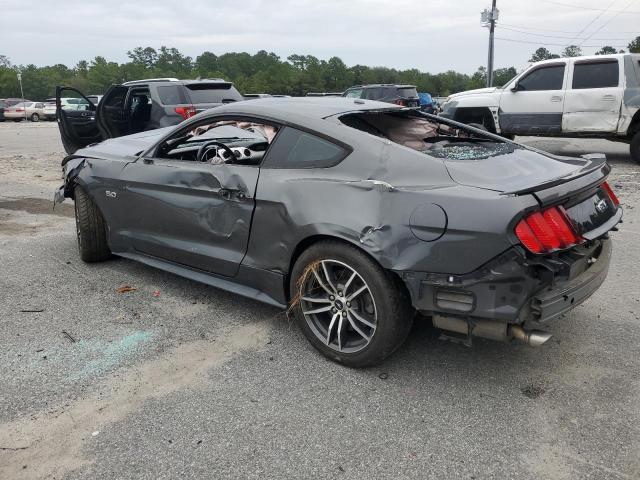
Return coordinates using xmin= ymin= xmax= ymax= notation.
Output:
xmin=1 ymin=0 xmax=638 ymax=74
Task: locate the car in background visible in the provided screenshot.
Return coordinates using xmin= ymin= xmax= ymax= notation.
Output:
xmin=306 ymin=92 xmax=343 ymax=97
xmin=0 ymin=98 xmax=31 ymax=121
xmin=56 ymin=78 xmax=244 ymax=153
xmin=439 ymin=53 xmax=640 ymax=163
xmin=43 ymin=95 xmax=103 ymax=121
xmin=342 ymin=84 xmax=420 ymax=107
xmin=244 ymin=93 xmax=273 ymax=99
xmin=4 ymin=101 xmax=46 ymax=122
xmin=418 ymin=92 xmax=437 ymax=114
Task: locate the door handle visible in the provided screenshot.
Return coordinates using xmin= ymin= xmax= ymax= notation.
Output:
xmin=550 ymin=95 xmax=563 ymax=102
xmin=143 ymin=158 xmax=154 ymax=165
xmin=219 ymin=188 xmax=246 ymax=200
xmin=602 ymin=94 xmax=615 ymax=101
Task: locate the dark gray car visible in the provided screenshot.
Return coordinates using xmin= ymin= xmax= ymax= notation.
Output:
xmin=54 ymin=97 xmax=622 ymax=367
xmin=56 ymin=79 xmax=244 ymax=154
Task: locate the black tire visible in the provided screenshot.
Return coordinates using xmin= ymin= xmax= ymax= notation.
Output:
xmin=631 ymin=131 xmax=640 ymax=165
xmin=289 ymin=240 xmax=414 ymax=367
xmin=30 ymin=113 xmax=40 ymax=122
xmin=74 ymin=185 xmax=111 ymax=262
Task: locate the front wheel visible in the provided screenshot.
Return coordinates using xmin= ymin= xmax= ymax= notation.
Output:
xmin=631 ymin=131 xmax=640 ymax=164
xmin=74 ymin=185 xmax=112 ymax=262
xmin=30 ymin=113 xmax=40 ymax=122
xmin=289 ymin=241 xmax=414 ymax=367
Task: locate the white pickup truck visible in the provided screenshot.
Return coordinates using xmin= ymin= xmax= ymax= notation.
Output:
xmin=439 ymin=54 xmax=640 ymax=163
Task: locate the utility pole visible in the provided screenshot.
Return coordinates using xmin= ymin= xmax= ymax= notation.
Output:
xmin=481 ymin=1 xmax=499 ymax=88
xmin=17 ymin=71 xmax=27 ymax=121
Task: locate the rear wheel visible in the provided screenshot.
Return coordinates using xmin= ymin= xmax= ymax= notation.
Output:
xmin=631 ymin=131 xmax=640 ymax=164
xmin=289 ymin=241 xmax=414 ymax=367
xmin=30 ymin=113 xmax=40 ymax=122
xmin=74 ymin=185 xmax=111 ymax=262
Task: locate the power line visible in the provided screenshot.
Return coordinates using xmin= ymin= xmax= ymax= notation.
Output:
xmin=565 ymin=0 xmax=618 ymax=46
xmin=499 ymin=25 xmax=631 ymax=40
xmin=537 ymin=0 xmax=640 ymax=14
xmin=579 ymin=0 xmax=638 ymax=46
xmin=499 ymin=22 xmax=638 ymax=34
xmin=495 ymin=36 xmax=628 ymax=48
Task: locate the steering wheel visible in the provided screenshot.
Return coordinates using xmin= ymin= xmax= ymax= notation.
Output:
xmin=196 ymin=140 xmax=237 ymax=163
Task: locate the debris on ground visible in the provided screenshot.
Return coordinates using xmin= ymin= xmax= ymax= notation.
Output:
xmin=116 ymin=286 xmax=137 ymax=294
xmin=378 ymin=372 xmax=389 ymax=380
xmin=62 ymin=330 xmax=76 ymax=343
xmin=521 ymin=384 xmax=546 ymax=399
xmin=152 ymin=290 xmax=160 ymax=297
xmin=20 ymin=308 xmax=44 ymax=313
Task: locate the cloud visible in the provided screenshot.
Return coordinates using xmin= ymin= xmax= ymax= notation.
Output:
xmin=1 ymin=0 xmax=637 ymax=73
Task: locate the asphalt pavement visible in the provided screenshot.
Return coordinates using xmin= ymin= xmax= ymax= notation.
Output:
xmin=0 ymin=122 xmax=639 ymax=479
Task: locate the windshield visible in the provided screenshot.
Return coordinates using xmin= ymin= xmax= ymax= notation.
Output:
xmin=397 ymin=87 xmax=418 ymax=98
xmin=185 ymin=83 xmax=243 ymax=104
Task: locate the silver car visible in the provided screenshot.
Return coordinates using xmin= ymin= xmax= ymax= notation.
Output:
xmin=4 ymin=102 xmax=46 ymax=122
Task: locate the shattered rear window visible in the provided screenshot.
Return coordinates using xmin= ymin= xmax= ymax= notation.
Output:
xmin=425 ymin=142 xmax=515 ymax=160
xmin=339 ymin=110 xmax=517 ymax=160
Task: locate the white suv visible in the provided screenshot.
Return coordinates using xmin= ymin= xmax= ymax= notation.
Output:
xmin=440 ymin=54 xmax=640 ymax=163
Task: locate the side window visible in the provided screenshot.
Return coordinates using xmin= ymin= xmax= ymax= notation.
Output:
xmin=365 ymin=88 xmax=383 ymax=100
xmin=345 ymin=88 xmax=364 ymax=99
xmin=157 ymin=85 xmax=187 ymax=105
xmin=35 ymin=103 xmax=44 ymax=108
xmin=264 ymin=127 xmax=348 ymax=169
xmin=572 ymin=60 xmax=619 ymax=89
xmin=518 ymin=65 xmax=565 ymax=91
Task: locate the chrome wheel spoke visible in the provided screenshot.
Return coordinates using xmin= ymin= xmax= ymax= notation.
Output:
xmin=301 ymin=296 xmax=332 ymax=304
xmin=343 ymin=271 xmax=357 ymax=293
xmin=347 ymin=312 xmax=371 ymax=342
xmin=321 ymin=261 xmax=338 ymax=293
xmin=302 ymin=305 xmax=332 ymax=315
xmin=346 ymin=285 xmax=367 ymax=301
xmin=312 ymin=267 xmax=335 ymax=296
xmin=349 ymin=308 xmax=376 ymax=329
xmin=337 ymin=315 xmax=344 ymax=350
xmin=326 ymin=313 xmax=339 ymax=345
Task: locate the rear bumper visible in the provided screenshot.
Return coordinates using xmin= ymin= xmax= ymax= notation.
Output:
xmin=531 ymin=238 xmax=611 ymax=322
xmin=398 ymin=237 xmax=612 ymax=326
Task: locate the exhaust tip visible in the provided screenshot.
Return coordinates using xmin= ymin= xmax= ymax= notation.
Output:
xmin=527 ymin=331 xmax=553 ymax=347
xmin=508 ymin=325 xmax=553 ymax=347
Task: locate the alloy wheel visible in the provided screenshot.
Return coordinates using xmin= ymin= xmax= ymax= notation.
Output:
xmin=299 ymin=259 xmax=377 ymax=353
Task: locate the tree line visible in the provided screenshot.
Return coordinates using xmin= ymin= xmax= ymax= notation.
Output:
xmin=1 ymin=36 xmax=638 ymax=101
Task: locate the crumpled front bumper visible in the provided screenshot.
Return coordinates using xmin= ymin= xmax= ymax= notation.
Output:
xmin=398 ymin=237 xmax=612 ymax=326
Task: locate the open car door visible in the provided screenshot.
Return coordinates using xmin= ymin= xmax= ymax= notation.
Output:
xmin=96 ymin=84 xmax=130 ymax=140
xmin=56 ymin=86 xmax=102 ymax=154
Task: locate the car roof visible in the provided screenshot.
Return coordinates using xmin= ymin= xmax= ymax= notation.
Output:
xmin=530 ymin=53 xmax=636 ymax=67
xmin=206 ymin=97 xmax=401 ymax=125
xmin=122 ymin=78 xmax=229 ymax=86
xmin=346 ymin=84 xmax=417 ymax=89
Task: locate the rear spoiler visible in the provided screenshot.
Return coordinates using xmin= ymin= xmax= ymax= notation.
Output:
xmin=501 ymin=154 xmax=609 ymax=203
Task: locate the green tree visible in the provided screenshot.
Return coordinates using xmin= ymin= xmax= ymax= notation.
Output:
xmin=493 ymin=67 xmax=518 ymax=87
xmin=127 ymin=47 xmax=158 ymax=69
xmin=562 ymin=45 xmax=582 ymax=57
xmin=529 ymin=47 xmax=560 ymax=62
xmin=596 ymin=46 xmax=618 ymax=55
xmin=628 ymin=36 xmax=640 ymax=53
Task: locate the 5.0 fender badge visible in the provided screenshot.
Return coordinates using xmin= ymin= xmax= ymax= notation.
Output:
xmin=106 ymin=190 xmax=117 ymax=198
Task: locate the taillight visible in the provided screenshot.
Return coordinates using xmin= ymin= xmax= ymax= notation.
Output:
xmin=601 ymin=181 xmax=619 ymax=206
xmin=174 ymin=106 xmax=196 ymax=120
xmin=515 ymin=206 xmax=581 ymax=254
xmin=394 ymin=99 xmax=406 ymax=106
xmin=16 ymin=108 xmax=24 ymax=112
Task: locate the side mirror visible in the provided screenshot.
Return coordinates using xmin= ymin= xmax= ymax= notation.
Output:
xmin=510 ymin=82 xmax=521 ymax=92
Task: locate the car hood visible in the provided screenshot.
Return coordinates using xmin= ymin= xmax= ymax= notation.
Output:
xmin=441 ymin=143 xmax=603 ymax=193
xmin=74 ymin=127 xmax=174 ymax=159
xmin=447 ymin=87 xmax=498 ymax=101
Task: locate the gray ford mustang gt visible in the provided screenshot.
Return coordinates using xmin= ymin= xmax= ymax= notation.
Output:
xmin=55 ymin=96 xmax=622 ymax=367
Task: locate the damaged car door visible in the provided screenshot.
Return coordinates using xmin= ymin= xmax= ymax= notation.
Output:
xmin=114 ymin=147 xmax=259 ymax=278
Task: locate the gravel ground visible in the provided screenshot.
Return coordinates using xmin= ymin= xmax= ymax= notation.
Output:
xmin=0 ymin=122 xmax=639 ymax=479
